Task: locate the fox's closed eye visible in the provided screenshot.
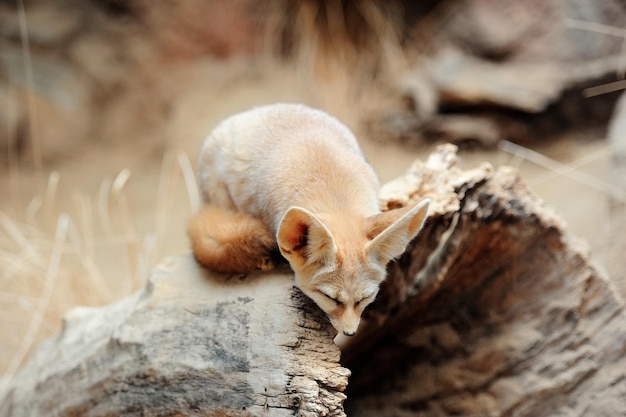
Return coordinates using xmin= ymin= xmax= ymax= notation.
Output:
xmin=355 ymin=293 xmax=376 ymax=307
xmin=320 ymin=291 xmax=342 ymax=306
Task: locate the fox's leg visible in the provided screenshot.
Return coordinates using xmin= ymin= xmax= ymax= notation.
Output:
xmin=187 ymin=205 xmax=279 ymax=274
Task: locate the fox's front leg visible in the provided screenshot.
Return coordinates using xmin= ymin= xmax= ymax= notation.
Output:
xmin=187 ymin=205 xmax=280 ymax=274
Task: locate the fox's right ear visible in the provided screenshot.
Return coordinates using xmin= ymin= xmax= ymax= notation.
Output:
xmin=277 ymin=207 xmax=337 ymax=267
xmin=366 ymin=198 xmax=430 ymax=265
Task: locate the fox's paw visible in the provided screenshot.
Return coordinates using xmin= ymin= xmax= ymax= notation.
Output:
xmin=247 ymin=234 xmax=279 ymax=272
xmin=257 ymin=256 xmax=276 ymax=271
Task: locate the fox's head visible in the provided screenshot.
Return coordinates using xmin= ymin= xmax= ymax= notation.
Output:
xmin=277 ymin=199 xmax=430 ymax=336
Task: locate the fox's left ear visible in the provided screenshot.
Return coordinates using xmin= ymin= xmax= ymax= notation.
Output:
xmin=277 ymin=206 xmax=337 ymax=268
xmin=365 ymin=198 xmax=430 ymax=265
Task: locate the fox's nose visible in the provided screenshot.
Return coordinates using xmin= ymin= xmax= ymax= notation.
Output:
xmin=343 ymin=330 xmax=356 ymax=336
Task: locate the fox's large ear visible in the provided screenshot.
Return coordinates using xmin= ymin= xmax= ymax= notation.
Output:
xmin=277 ymin=207 xmax=337 ymax=267
xmin=365 ymin=198 xmax=430 ymax=265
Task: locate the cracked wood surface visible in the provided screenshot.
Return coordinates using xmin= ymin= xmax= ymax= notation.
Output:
xmin=0 ymin=257 xmax=349 ymax=417
xmin=342 ymin=144 xmax=626 ymax=416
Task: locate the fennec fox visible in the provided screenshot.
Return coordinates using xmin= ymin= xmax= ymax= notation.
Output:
xmin=188 ymin=103 xmax=430 ymax=336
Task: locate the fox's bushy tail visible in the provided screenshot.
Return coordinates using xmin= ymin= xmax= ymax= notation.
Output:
xmin=187 ymin=205 xmax=280 ymax=274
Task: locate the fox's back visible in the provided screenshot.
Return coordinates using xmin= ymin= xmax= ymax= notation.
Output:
xmin=198 ymin=103 xmax=381 ymax=230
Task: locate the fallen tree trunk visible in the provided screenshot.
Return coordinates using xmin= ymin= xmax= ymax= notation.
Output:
xmin=343 ymin=144 xmax=626 ymax=416
xmin=2 ymin=145 xmax=625 ymax=417
xmin=0 ymin=260 xmax=350 ymax=417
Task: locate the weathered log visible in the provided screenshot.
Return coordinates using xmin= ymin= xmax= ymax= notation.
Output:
xmin=342 ymin=144 xmax=626 ymax=416
xmin=0 ymin=259 xmax=349 ymax=417
xmin=2 ymin=144 xmax=625 ymax=417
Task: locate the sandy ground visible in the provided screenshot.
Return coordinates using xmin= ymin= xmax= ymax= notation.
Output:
xmin=1 ymin=57 xmax=624 ymax=376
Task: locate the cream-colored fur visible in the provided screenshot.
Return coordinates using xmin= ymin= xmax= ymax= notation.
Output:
xmin=189 ymin=103 xmax=430 ymax=336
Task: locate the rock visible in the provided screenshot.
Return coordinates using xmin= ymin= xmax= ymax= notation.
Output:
xmin=0 ymin=2 xmax=83 ymax=45
xmin=377 ymin=0 xmax=626 ymax=145
xmin=0 ymin=46 xmax=93 ymax=163
xmin=427 ymin=47 xmax=565 ymax=113
xmin=69 ymin=32 xmax=127 ymax=87
xmin=423 ymin=114 xmax=501 ymax=147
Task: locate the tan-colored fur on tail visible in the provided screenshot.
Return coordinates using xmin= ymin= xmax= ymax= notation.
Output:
xmin=187 ymin=206 xmax=278 ymax=274
xmin=188 ymin=103 xmax=430 ymax=336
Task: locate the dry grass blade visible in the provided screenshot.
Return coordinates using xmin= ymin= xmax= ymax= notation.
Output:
xmin=135 ymin=235 xmax=157 ymax=288
xmin=4 ymin=80 xmax=20 ymax=196
xmin=25 ymin=196 xmax=42 ymax=225
xmin=44 ymin=172 xmax=60 ymax=228
xmin=73 ymin=194 xmax=112 ymax=300
xmin=565 ymin=18 xmax=626 ymax=38
xmin=177 ymin=151 xmax=200 ymax=213
xmin=111 ymin=169 xmax=131 ymax=197
xmin=566 ymin=18 xmax=626 ymax=84
xmin=75 ymin=194 xmax=94 ymax=259
xmin=1 ymin=214 xmax=69 ymax=389
xmin=0 ymin=213 xmax=44 ymax=287
xmin=0 ymin=211 xmax=32 ymax=252
xmin=583 ymin=80 xmax=626 ymax=97
xmin=111 ymin=169 xmax=140 ymax=289
xmin=155 ymin=151 xmax=180 ymax=248
xmin=16 ymin=0 xmax=42 ymax=170
xmin=97 ymin=177 xmax=113 ymax=235
xmin=499 ymin=140 xmax=626 ymax=203
xmin=528 ymin=147 xmax=612 ymax=186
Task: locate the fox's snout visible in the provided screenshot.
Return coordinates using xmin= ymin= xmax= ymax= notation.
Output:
xmin=331 ymin=317 xmax=360 ymax=337
xmin=330 ymin=307 xmax=361 ymax=337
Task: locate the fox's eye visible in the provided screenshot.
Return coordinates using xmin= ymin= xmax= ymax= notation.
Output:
xmin=321 ymin=292 xmax=342 ymax=306
xmin=328 ymin=296 xmax=342 ymax=306
xmin=355 ymin=294 xmax=375 ymax=307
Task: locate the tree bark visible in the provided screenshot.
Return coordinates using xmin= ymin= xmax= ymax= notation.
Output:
xmin=2 ymin=144 xmax=625 ymax=417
